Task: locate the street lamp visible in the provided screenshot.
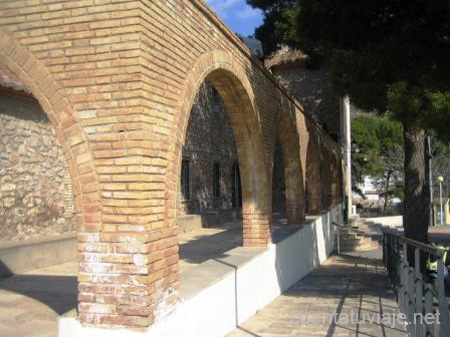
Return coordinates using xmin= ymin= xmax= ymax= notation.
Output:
xmin=438 ymin=176 xmax=444 ymax=225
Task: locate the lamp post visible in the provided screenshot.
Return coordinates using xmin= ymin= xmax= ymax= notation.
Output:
xmin=438 ymin=176 xmax=444 ymax=225
xmin=342 ymin=96 xmax=352 ymax=220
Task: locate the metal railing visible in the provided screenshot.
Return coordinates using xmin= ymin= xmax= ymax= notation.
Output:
xmin=383 ymin=228 xmax=450 ymax=336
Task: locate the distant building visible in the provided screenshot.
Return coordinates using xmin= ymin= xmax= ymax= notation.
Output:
xmin=265 ymin=47 xmax=342 ymax=143
xmin=353 ymin=175 xmax=402 ymax=208
xmin=265 ymin=47 xmax=352 ymax=216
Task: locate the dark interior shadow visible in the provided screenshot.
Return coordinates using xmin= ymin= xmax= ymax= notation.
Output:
xmin=0 ymin=274 xmax=77 ymax=315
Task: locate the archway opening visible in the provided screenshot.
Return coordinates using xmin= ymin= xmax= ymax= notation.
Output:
xmin=177 ymin=81 xmax=243 ymax=272
xmin=0 ymin=86 xmax=76 ymax=242
xmin=0 ymin=66 xmax=78 ymax=331
xmin=176 ymin=67 xmax=271 ymax=272
xmin=273 ymin=116 xmax=306 ymax=225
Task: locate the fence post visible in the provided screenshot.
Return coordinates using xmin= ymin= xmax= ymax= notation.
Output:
xmin=401 ymin=241 xmax=411 ymax=331
xmin=414 ymin=247 xmax=424 ymax=337
xmin=436 ymin=258 xmax=450 ymax=336
xmin=383 ymin=230 xmax=450 ymax=337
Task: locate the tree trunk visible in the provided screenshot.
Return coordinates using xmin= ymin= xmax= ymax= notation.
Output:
xmin=403 ymin=123 xmax=430 ymax=243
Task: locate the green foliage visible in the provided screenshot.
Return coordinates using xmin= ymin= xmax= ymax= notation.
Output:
xmin=432 ymin=138 xmax=450 ymax=198
xmin=296 ymin=0 xmax=450 ymax=138
xmin=352 ymin=115 xmax=404 ymax=206
xmin=247 ymin=0 xmax=300 ymax=55
xmin=352 ymin=116 xmax=382 ymax=179
xmin=352 ymin=114 xmax=404 ymax=182
xmin=251 ymin=0 xmax=450 ymax=137
xmin=252 ymin=0 xmax=450 ymax=236
xmin=246 ymin=0 xmax=297 ymax=12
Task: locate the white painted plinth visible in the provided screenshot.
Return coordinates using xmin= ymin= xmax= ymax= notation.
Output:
xmin=59 ymin=205 xmax=342 ymax=337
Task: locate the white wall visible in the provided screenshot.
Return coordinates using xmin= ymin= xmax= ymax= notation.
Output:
xmin=59 ymin=205 xmax=341 ymax=337
xmin=366 ymin=215 xmax=403 ymax=228
xmin=0 ymin=233 xmax=77 ymax=278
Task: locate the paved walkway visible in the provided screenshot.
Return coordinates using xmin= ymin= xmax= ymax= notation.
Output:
xmin=0 ymin=261 xmax=77 ymax=337
xmin=0 ymin=224 xmax=243 ymax=337
xmin=0 ymin=228 xmax=406 ymax=337
xmin=179 ymin=221 xmax=242 ymax=273
xmin=228 ymin=249 xmax=407 ymax=337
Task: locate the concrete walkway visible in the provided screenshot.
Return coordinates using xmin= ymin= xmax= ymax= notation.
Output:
xmin=0 ymin=227 xmax=406 ymax=337
xmin=227 ymin=249 xmax=406 ymax=337
xmin=0 ymin=223 xmax=243 ymax=337
xmin=0 ymin=261 xmax=77 ymax=337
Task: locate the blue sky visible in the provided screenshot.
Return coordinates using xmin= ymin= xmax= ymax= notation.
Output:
xmin=205 ymin=0 xmax=264 ymax=37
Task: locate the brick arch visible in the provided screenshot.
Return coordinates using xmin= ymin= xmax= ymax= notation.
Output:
xmin=306 ymin=129 xmax=323 ymax=215
xmin=275 ymin=114 xmax=306 ymax=224
xmin=0 ymin=28 xmax=100 ymax=275
xmin=168 ymin=50 xmax=271 ymax=246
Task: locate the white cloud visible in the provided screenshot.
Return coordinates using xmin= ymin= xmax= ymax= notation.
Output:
xmin=234 ymin=6 xmax=260 ymax=20
xmin=207 ymin=0 xmax=240 ymax=11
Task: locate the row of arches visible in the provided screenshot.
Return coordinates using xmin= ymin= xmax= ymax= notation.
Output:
xmin=170 ymin=51 xmax=342 ymax=247
xmin=0 ymin=29 xmax=343 ymax=329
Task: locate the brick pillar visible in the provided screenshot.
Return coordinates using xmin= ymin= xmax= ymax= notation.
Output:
xmin=307 ymin=172 xmax=323 ymax=215
xmin=78 ymin=155 xmax=179 ymax=328
xmin=278 ymin=116 xmax=306 ymax=225
xmin=333 ymin=155 xmax=342 ymax=206
xmin=285 ymin=165 xmax=306 ymax=224
xmin=285 ymin=199 xmax=304 ymax=224
xmin=238 ymin=155 xmax=271 ymax=246
xmin=306 ymin=135 xmax=323 ymax=215
xmin=321 ymin=149 xmax=332 ymax=210
xmin=242 ymin=211 xmax=271 ymax=246
xmin=331 ymin=154 xmax=340 ymax=207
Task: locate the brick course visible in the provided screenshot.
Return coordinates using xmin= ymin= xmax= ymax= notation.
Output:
xmin=0 ymin=0 xmax=343 ymax=330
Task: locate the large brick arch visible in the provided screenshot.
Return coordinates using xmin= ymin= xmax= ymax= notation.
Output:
xmin=276 ymin=114 xmax=305 ymax=224
xmin=168 ymin=50 xmax=271 ymax=246
xmin=0 ymin=27 xmax=102 ymax=318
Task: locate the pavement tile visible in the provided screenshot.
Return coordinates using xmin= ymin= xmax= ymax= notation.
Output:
xmin=227 ymin=248 xmax=407 ymax=337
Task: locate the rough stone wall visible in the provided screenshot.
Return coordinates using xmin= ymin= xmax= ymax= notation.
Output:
xmin=180 ymin=82 xmax=238 ymax=215
xmin=271 ymin=66 xmax=341 ymax=141
xmin=0 ymin=90 xmax=75 ymax=241
xmin=0 ymin=0 xmax=343 ymax=330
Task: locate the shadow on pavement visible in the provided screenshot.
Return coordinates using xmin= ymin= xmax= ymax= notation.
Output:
xmin=0 ymin=274 xmax=77 ymax=315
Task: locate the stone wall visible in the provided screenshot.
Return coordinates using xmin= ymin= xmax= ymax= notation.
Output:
xmin=0 ymin=90 xmax=75 ymax=241
xmin=180 ymin=82 xmax=238 ymax=217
